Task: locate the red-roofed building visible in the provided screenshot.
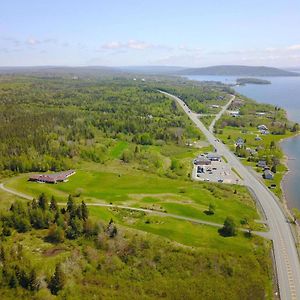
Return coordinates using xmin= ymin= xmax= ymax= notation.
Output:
xmin=29 ymin=170 xmax=75 ymax=184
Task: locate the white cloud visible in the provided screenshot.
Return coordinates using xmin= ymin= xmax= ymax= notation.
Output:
xmin=287 ymin=44 xmax=300 ymax=51
xmin=102 ymin=41 xmax=123 ymax=49
xmin=100 ymin=39 xmax=156 ymax=51
xmin=127 ymin=39 xmax=151 ymax=50
xmin=27 ymin=37 xmax=40 ymax=45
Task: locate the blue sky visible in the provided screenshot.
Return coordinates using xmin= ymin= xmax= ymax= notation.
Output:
xmin=1 ymin=0 xmax=300 ymax=67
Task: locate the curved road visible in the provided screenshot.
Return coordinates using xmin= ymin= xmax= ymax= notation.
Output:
xmin=0 ymin=183 xmax=268 ymax=238
xmin=161 ymin=91 xmax=300 ymax=300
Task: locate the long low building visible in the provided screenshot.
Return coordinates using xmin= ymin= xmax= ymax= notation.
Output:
xmin=29 ymin=170 xmax=75 ymax=184
xmin=206 ymin=153 xmax=221 ymax=161
xmin=194 ymin=156 xmax=211 ymax=165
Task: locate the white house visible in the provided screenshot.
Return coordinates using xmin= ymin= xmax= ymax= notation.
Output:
xmin=258 ymin=124 xmax=268 ymax=131
xmin=263 ymin=169 xmax=274 ymax=180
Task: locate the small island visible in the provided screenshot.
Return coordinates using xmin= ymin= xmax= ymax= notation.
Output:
xmin=236 ymin=78 xmax=271 ymax=85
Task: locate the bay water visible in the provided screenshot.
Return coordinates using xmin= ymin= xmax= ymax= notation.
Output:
xmin=187 ymin=75 xmax=300 ymax=210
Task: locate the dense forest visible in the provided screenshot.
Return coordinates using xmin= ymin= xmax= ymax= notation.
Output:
xmin=155 ymin=81 xmax=233 ymax=113
xmin=0 ymin=76 xmax=209 ymax=174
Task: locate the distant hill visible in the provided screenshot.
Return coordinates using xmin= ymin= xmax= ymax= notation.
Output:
xmin=0 ymin=66 xmax=120 ymax=77
xmin=178 ymin=65 xmax=300 ymax=76
xmin=117 ymin=66 xmax=186 ymax=74
xmin=0 ymin=65 xmax=186 ymax=77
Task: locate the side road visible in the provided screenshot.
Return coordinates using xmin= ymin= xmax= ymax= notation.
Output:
xmin=209 ymin=94 xmax=235 ymax=132
xmin=160 ymin=90 xmax=300 ymax=300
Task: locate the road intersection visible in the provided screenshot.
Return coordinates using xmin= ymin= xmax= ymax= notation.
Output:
xmin=161 ymin=90 xmax=300 ymax=300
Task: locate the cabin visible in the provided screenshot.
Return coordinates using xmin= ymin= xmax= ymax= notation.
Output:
xmin=263 ymin=169 xmax=274 ymax=180
xmin=236 ymin=137 xmax=244 ymax=147
xmin=229 ymin=110 xmax=240 ymax=117
xmin=29 ymin=170 xmax=76 ymax=184
xmin=258 ymin=124 xmax=268 ymax=131
xmin=246 ymin=148 xmax=256 ymax=155
xmin=260 ymin=130 xmax=270 ymax=135
xmin=257 ymin=160 xmax=267 ymax=168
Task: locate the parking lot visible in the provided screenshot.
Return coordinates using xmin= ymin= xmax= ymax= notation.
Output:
xmin=192 ymin=156 xmax=242 ymax=185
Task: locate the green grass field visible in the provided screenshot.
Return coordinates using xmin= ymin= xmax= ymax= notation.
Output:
xmin=0 ymin=184 xmax=273 ymax=299
xmin=88 ymin=205 xmax=260 ymax=251
xmin=4 ymin=160 xmax=263 ymax=229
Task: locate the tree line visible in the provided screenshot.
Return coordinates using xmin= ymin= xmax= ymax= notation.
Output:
xmin=0 ymin=77 xmax=200 ymax=174
xmin=0 ymin=194 xmax=117 ymax=295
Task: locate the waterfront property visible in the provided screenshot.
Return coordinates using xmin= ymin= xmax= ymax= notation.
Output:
xmin=28 ymin=170 xmax=75 ymax=184
xmin=258 ymin=124 xmax=268 ymax=131
xmin=263 ymin=169 xmax=274 ymax=180
xmin=236 ymin=137 xmax=245 ymax=147
xmin=257 ymin=160 xmax=267 ymax=168
xmin=229 ymin=110 xmax=240 ymax=117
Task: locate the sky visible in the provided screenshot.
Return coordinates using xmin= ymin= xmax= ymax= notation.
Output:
xmin=0 ymin=0 xmax=300 ymax=67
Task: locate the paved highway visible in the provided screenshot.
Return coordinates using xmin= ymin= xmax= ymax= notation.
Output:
xmin=161 ymin=90 xmax=300 ymax=300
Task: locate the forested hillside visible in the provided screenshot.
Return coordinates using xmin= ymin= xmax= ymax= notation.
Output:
xmin=0 ymin=77 xmax=202 ymax=174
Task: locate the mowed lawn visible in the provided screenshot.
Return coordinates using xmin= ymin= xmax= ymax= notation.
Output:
xmin=5 ymin=163 xmax=262 ymax=227
xmin=216 ymin=126 xmax=293 ymax=152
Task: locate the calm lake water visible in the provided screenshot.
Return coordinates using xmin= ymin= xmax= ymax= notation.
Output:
xmin=187 ymin=75 xmax=300 ymax=210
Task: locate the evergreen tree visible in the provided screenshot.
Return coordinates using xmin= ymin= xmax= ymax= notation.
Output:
xmin=66 ymin=195 xmax=76 ymax=217
xmin=49 ymin=264 xmax=66 ymax=295
xmin=76 ymin=206 xmax=82 ymax=219
xmin=2 ymin=223 xmax=12 ymax=237
xmin=49 ymin=196 xmax=58 ymax=212
xmin=31 ymin=198 xmax=38 ymax=209
xmin=9 ymin=273 xmax=18 ymax=288
xmin=38 ymin=193 xmax=48 ymax=210
xmin=0 ymin=245 xmax=5 ymax=263
xmin=16 ymin=267 xmax=29 ymax=289
xmin=81 ymin=201 xmax=88 ymax=221
xmin=219 ymin=217 xmax=236 ymax=237
xmin=28 ymin=269 xmax=39 ymax=291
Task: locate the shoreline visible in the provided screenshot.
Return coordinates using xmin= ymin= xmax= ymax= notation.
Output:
xmin=279 ymin=132 xmax=300 ymax=252
xmin=280 ymin=132 xmax=300 ymax=210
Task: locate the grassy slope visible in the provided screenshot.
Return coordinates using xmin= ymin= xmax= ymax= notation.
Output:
xmin=4 ymin=161 xmax=262 ymax=229
xmin=0 ymin=189 xmax=273 ymax=300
